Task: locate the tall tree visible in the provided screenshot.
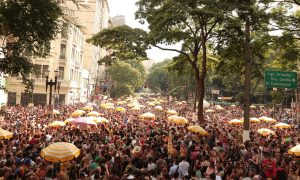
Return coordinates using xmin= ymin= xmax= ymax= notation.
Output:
xmin=107 ymin=61 xmax=143 ymax=97
xmin=135 ymin=0 xmax=233 ymax=123
xmin=0 ymin=0 xmax=62 ymax=77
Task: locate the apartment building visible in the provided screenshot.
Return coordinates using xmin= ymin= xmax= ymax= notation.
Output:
xmin=6 ymin=0 xmax=110 ymax=105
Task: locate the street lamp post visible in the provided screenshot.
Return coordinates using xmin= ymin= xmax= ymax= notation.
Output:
xmin=45 ymin=69 xmax=59 ymax=105
xmin=29 ymin=78 xmax=35 ymax=115
xmin=45 ymin=69 xmax=59 ymax=121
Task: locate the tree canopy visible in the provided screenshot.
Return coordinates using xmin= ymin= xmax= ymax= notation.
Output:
xmin=0 ymin=0 xmax=63 ymax=77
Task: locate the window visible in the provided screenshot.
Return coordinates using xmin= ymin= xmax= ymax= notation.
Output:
xmin=71 ymin=47 xmax=75 ymax=61
xmin=70 ymin=69 xmax=74 ymax=81
xmin=35 ymin=65 xmax=42 ymax=78
xmin=42 ymin=65 xmax=49 ymax=78
xmin=59 ymin=66 xmax=64 ymax=79
xmin=60 ymin=44 xmax=66 ymax=59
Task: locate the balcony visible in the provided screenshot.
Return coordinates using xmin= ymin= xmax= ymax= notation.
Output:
xmin=7 ymin=77 xmax=70 ymax=87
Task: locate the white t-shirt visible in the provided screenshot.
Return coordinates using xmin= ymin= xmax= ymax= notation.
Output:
xmin=46 ymin=134 xmax=52 ymax=142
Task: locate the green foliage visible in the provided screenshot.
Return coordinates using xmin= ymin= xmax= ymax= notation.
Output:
xmin=111 ymin=83 xmax=134 ymax=98
xmin=87 ymin=25 xmax=149 ymax=65
xmin=0 ymin=0 xmax=63 ymax=77
xmin=107 ymin=61 xmax=145 ymax=97
xmin=147 ymin=59 xmax=195 ymax=100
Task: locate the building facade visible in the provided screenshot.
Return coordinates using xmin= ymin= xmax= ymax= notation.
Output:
xmin=6 ymin=0 xmax=110 ymax=105
xmin=111 ymin=15 xmax=125 ymax=27
xmin=6 ymin=22 xmax=85 ymax=105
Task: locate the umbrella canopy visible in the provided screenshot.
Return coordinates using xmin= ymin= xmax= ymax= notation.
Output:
xmin=115 ymin=107 xmax=126 ymax=112
xmin=131 ymin=106 xmax=141 ymax=111
xmin=41 ymin=142 xmax=80 ymax=162
xmin=71 ymin=110 xmax=85 ymax=117
xmin=53 ymin=110 xmax=60 ymax=115
xmin=250 ymin=118 xmax=260 ymax=123
xmin=205 ymin=109 xmax=215 ymax=113
xmin=64 ymin=118 xmax=75 ymax=124
xmin=104 ymin=105 xmax=114 ymax=110
xmin=166 ymin=110 xmax=178 ymax=115
xmin=167 ymin=115 xmax=178 ymax=121
xmin=0 ymin=128 xmax=13 ymax=140
xmin=172 ymin=116 xmax=188 ymax=125
xmin=250 ymin=105 xmax=256 ymax=109
xmin=69 ymin=117 xmax=97 ymax=126
xmin=127 ymin=103 xmax=139 ymax=107
xmin=93 ymin=117 xmax=109 ymax=123
xmin=215 ymin=105 xmax=224 ymax=111
xmin=187 ymin=125 xmax=208 ymax=135
xmin=274 ymin=122 xmax=291 ymax=129
xmin=48 ymin=121 xmax=65 ymax=128
xmin=82 ymin=106 xmax=93 ymax=111
xmin=106 ymin=102 xmax=114 ymax=106
xmin=288 ymin=144 xmax=300 ymax=156
xmin=228 ymin=119 xmax=243 ymax=125
xmin=86 ymin=102 xmax=97 ymax=107
xmin=140 ymin=112 xmax=155 ymax=120
xmin=154 ymin=105 xmax=163 ymax=111
xmin=147 ymin=102 xmax=156 ymax=107
xmin=87 ymin=111 xmax=100 ymax=117
xmin=260 ymin=117 xmax=276 ymax=123
xmin=257 ymin=128 xmax=275 ymax=136
xmin=116 ymin=101 xmax=126 ymax=105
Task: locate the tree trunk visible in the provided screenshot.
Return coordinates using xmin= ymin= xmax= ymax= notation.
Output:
xmin=243 ymin=18 xmax=251 ymax=142
xmin=197 ymin=31 xmax=207 ymax=124
xmin=193 ymin=84 xmax=198 ymax=112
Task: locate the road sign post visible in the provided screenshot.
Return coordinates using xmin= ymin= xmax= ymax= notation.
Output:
xmin=265 ymin=70 xmax=299 ymax=125
xmin=265 ymin=70 xmax=297 ymax=89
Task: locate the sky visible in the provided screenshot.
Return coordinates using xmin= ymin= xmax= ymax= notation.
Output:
xmin=107 ymin=0 xmax=179 ymax=63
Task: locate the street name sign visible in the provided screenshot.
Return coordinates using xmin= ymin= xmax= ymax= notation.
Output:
xmin=265 ymin=70 xmax=297 ymax=89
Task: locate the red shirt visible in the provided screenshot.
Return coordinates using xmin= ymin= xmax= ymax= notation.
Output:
xmin=262 ymin=159 xmax=276 ymax=178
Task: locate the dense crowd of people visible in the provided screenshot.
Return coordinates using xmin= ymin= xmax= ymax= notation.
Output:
xmin=0 ymin=97 xmax=299 ymax=180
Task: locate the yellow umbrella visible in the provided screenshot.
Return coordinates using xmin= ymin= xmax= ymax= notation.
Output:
xmin=93 ymin=117 xmax=109 ymax=123
xmin=71 ymin=110 xmax=85 ymax=117
xmin=167 ymin=110 xmax=178 ymax=115
xmin=250 ymin=105 xmax=256 ymax=109
xmin=106 ymin=102 xmax=114 ymax=106
xmin=140 ymin=112 xmax=155 ymax=120
xmin=82 ymin=106 xmax=93 ymax=111
xmin=87 ymin=111 xmax=100 ymax=117
xmin=48 ymin=121 xmax=65 ymax=128
xmin=131 ymin=106 xmax=141 ymax=111
xmin=274 ymin=122 xmax=291 ymax=129
xmin=250 ymin=118 xmax=260 ymax=123
xmin=260 ymin=116 xmax=276 ymax=123
xmin=215 ymin=105 xmax=224 ymax=111
xmin=167 ymin=115 xmax=178 ymax=121
xmin=53 ymin=110 xmax=60 ymax=115
xmin=288 ymin=144 xmax=300 ymax=156
xmin=41 ymin=142 xmax=80 ymax=162
xmin=154 ymin=105 xmax=163 ymax=111
xmin=205 ymin=109 xmax=215 ymax=113
xmin=64 ymin=118 xmax=74 ymax=124
xmin=146 ymin=102 xmax=156 ymax=106
xmin=231 ymin=104 xmax=236 ymax=107
xmin=172 ymin=116 xmax=188 ymax=125
xmin=0 ymin=128 xmax=13 ymax=140
xmin=104 ymin=105 xmax=114 ymax=110
xmin=127 ymin=103 xmax=138 ymax=107
xmin=115 ymin=107 xmax=126 ymax=112
xmin=187 ymin=125 xmax=208 ymax=135
xmin=228 ymin=119 xmax=243 ymax=125
xmin=116 ymin=101 xmax=125 ymax=105
xmin=257 ymin=128 xmax=275 ymax=136
xmin=100 ymin=103 xmax=108 ymax=108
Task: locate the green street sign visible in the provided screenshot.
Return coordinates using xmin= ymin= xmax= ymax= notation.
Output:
xmin=265 ymin=70 xmax=298 ymax=89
